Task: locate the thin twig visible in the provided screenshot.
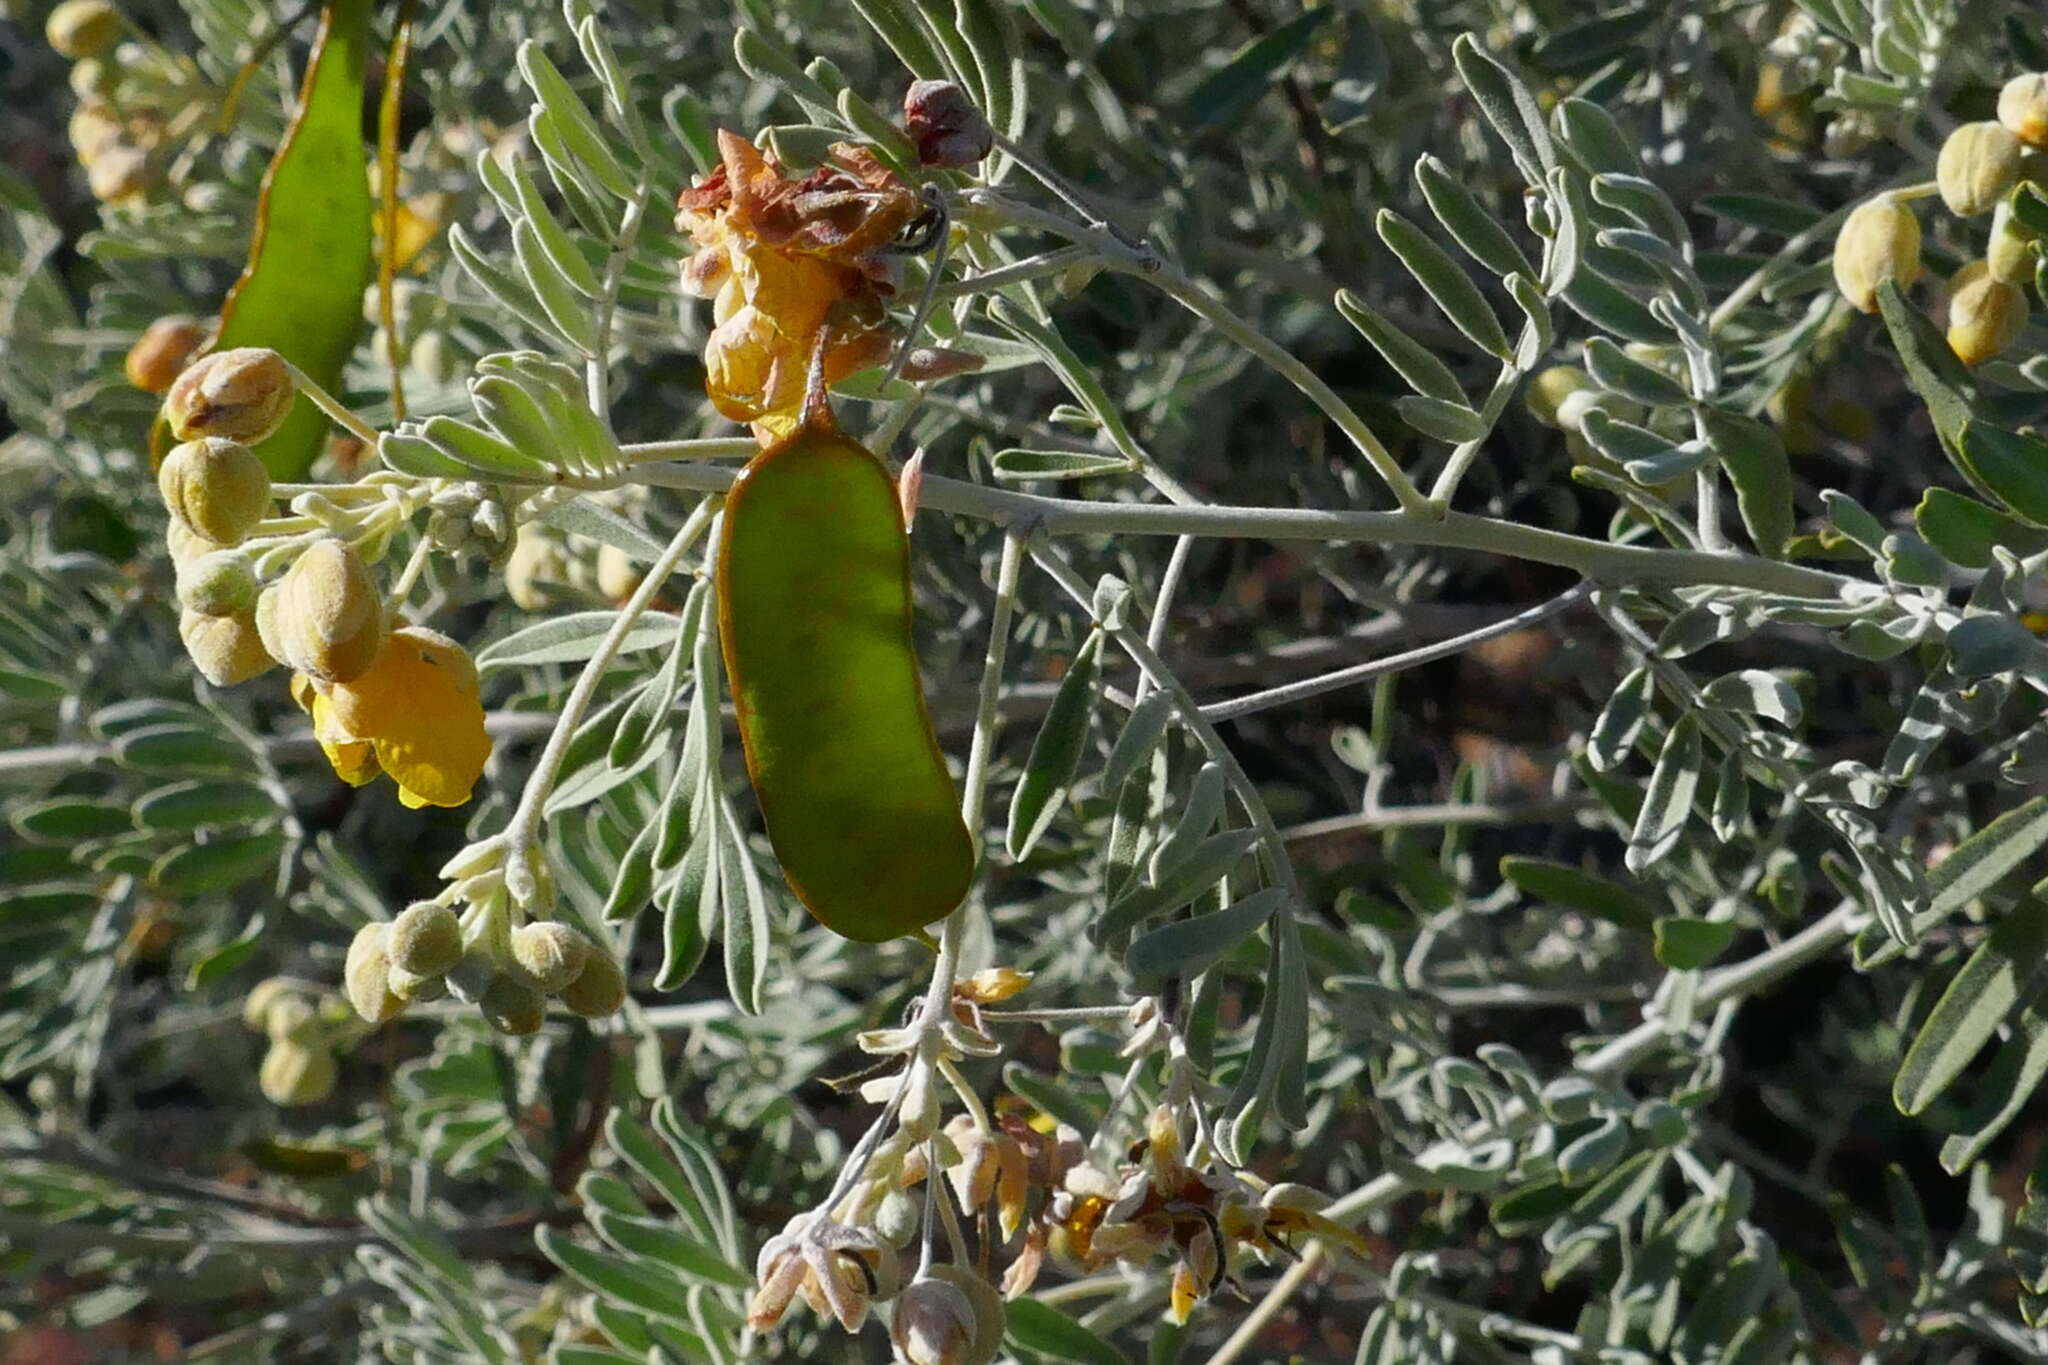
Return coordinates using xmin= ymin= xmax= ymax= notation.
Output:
xmin=1200 ymin=581 xmax=1593 ymax=721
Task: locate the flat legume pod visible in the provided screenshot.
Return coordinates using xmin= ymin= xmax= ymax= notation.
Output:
xmin=717 ymin=414 xmax=974 ymax=941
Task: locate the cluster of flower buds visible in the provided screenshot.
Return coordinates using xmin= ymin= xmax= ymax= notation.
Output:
xmin=52 ymin=0 xmax=206 ymax=207
xmin=143 ymin=342 xmax=494 ymax=806
xmin=241 ymin=977 xmax=362 ymax=1106
xmin=1833 ymin=71 xmax=2048 ymax=366
xmin=344 ymin=842 xmax=627 ymax=1034
xmin=425 ymin=482 xmax=515 ymax=563
xmin=504 ymin=512 xmax=641 ymax=609
xmin=153 ymin=349 xmax=295 ymax=685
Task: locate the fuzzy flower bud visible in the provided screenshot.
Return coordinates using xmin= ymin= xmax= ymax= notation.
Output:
xmin=271 ymin=537 xmax=385 ymax=683
xmin=1946 ymin=259 xmax=2029 ymax=367
xmin=1524 ymin=366 xmax=1594 ymax=429
xmin=480 ymin=975 xmax=547 ymax=1035
xmin=259 ymin=1041 xmax=337 ymax=1106
xmin=46 ymin=0 xmax=120 ymax=59
xmin=1988 ymin=199 xmax=2039 ymax=285
xmin=158 ymin=436 xmax=271 ymax=546
xmin=241 ymin=977 xmax=299 ymax=1032
xmin=1999 ymin=73 xmax=2048 ymax=149
xmin=164 ymin=347 xmax=295 ymax=445
xmin=85 ymin=143 xmax=150 ymax=203
xmin=125 ymin=315 xmax=206 ymax=394
xmin=175 ymin=549 xmax=258 ymax=618
xmin=387 ymin=901 xmax=463 ymax=977
xmin=904 ymin=80 xmax=993 ymax=168
xmin=558 ymin=949 xmax=628 ymax=1018
xmin=1937 ymin=121 xmax=2024 ymax=217
xmin=385 ymin=964 xmax=447 ymax=1002
xmin=262 ymin=994 xmax=322 ymax=1046
xmin=178 ymin=608 xmax=275 ymax=686
xmin=1831 ymin=198 xmax=1922 ymax=313
xmin=344 ymin=920 xmax=406 ymax=1024
xmin=891 ymin=1277 xmax=976 ymax=1365
xmin=508 ymin=921 xmax=590 ymax=994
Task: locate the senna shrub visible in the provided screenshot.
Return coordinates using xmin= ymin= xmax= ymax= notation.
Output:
xmin=9 ymin=0 xmax=2048 ymax=1361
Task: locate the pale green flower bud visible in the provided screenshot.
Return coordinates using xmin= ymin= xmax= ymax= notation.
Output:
xmin=272 ymin=537 xmax=385 ymax=684
xmin=1525 ymin=366 xmax=1593 ymax=429
xmin=175 ymin=549 xmax=258 ymax=617
xmin=480 ymin=975 xmax=546 ymax=1035
xmin=263 ymin=994 xmax=322 ymax=1046
xmin=386 ymin=964 xmax=447 ymax=1002
xmin=890 ymin=1277 xmax=976 ymax=1365
xmin=1937 ymin=122 xmax=2024 ymax=217
xmin=344 ymin=920 xmax=406 ymax=1024
xmin=46 ymin=0 xmax=120 ymax=59
xmin=165 ymin=346 xmax=295 ymax=445
xmin=158 ymin=437 xmax=271 ymax=546
xmin=259 ymin=1041 xmax=337 ymax=1106
xmin=1988 ymin=199 xmax=2039 ymax=285
xmin=241 ymin=977 xmax=299 ymax=1032
xmin=1999 ymin=73 xmax=2048 ymax=150
xmin=1832 ymin=198 xmax=1922 ymax=313
xmin=508 ymin=921 xmax=589 ymax=994
xmin=1946 ymin=259 xmax=2028 ymax=366
xmin=558 ymin=948 xmax=627 ymax=1018
xmin=387 ymin=901 xmax=463 ymax=977
xmin=179 ymin=607 xmax=276 ymax=686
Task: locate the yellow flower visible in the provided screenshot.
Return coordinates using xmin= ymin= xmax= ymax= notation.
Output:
xmin=676 ymin=131 xmax=918 ymax=438
xmin=291 ymin=626 xmax=489 ymax=808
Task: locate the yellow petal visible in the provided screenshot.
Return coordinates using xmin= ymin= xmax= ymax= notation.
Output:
xmin=326 ymin=626 xmax=490 ymax=809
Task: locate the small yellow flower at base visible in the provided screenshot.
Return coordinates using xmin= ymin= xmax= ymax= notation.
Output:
xmin=294 ymin=626 xmax=490 ymax=808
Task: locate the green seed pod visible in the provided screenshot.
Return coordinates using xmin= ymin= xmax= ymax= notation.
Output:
xmin=46 ymin=0 xmax=121 ymax=59
xmin=1831 ymin=198 xmax=1922 ymax=313
xmin=259 ymin=1041 xmax=338 ymax=1106
xmin=1946 ymin=260 xmax=2029 ymax=367
xmin=1524 ymin=366 xmax=1594 ymax=429
xmin=343 ymin=921 xmax=406 ymax=1024
xmin=718 ymin=415 xmax=974 ymax=942
xmin=272 ymin=537 xmax=385 ymax=683
xmin=1988 ymin=199 xmax=2039 ymax=285
xmin=158 ymin=437 xmax=272 ymax=546
xmin=164 ymin=346 xmax=296 ymax=445
xmin=125 ymin=315 xmax=206 ymax=394
xmin=387 ymin=901 xmax=463 ymax=977
xmin=558 ymin=948 xmax=627 ymax=1018
xmin=241 ymin=976 xmax=299 ymax=1032
xmin=1937 ymin=121 xmax=2024 ymax=217
xmin=508 ymin=921 xmax=589 ymax=994
xmin=179 ymin=607 xmax=276 ymax=686
xmin=1999 ymin=72 xmax=2048 ymax=150
xmin=480 ymin=975 xmax=546 ymax=1035
xmin=175 ymin=548 xmax=258 ymax=617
